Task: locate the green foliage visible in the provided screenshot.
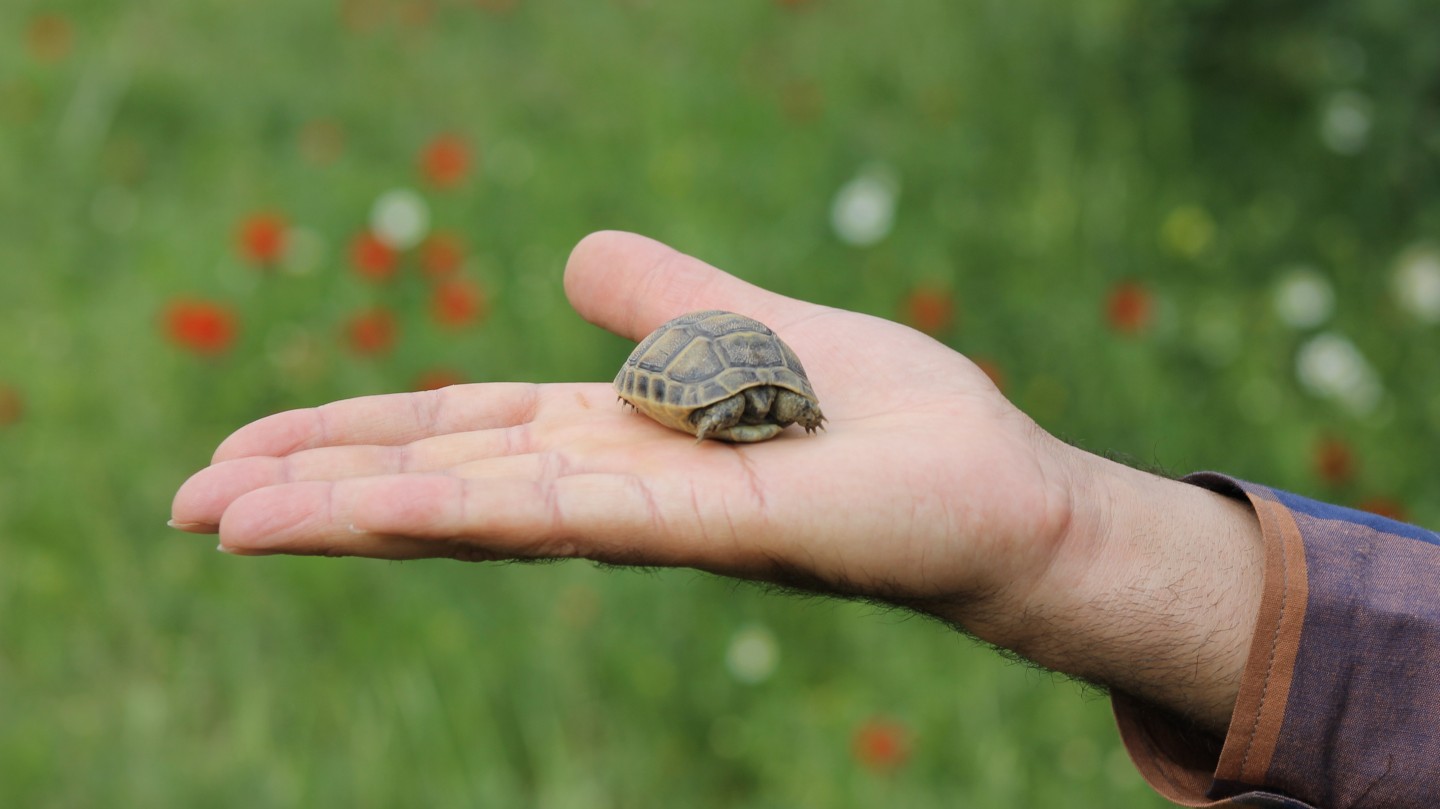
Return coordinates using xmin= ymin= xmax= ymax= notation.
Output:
xmin=2 ymin=1 xmax=1438 ymax=805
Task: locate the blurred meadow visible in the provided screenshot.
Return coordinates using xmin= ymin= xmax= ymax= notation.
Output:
xmin=3 ymin=1 xmax=1440 ymax=806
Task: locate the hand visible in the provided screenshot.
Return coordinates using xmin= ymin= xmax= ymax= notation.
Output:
xmin=173 ymin=231 xmax=1074 ymax=605
xmin=171 ymin=231 xmax=1263 ymax=735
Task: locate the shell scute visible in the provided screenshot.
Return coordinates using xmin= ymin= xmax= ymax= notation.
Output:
xmin=668 ymin=339 xmax=725 ymax=383
xmin=715 ymin=331 xmax=784 ymax=367
xmin=615 ymin=310 xmax=824 ymax=441
xmin=635 ymin=327 xmax=694 ymax=373
xmin=696 ymin=313 xmax=767 ymax=337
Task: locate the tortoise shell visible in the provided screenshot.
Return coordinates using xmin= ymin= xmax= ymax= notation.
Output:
xmin=614 ymin=310 xmax=822 ymax=441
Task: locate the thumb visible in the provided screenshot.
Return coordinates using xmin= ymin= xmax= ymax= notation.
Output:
xmin=562 ymin=231 xmax=819 ymax=342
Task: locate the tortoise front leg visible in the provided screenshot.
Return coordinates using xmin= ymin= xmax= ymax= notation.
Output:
xmin=740 ymin=387 xmax=777 ymax=422
xmin=690 ymin=393 xmax=746 ymax=442
xmin=773 ymin=390 xmax=826 ymax=433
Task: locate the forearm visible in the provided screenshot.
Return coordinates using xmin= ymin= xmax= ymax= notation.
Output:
xmin=960 ymin=442 xmax=1266 ymax=736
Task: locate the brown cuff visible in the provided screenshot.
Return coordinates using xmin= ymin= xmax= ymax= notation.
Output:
xmin=1111 ymin=472 xmax=1309 ymax=804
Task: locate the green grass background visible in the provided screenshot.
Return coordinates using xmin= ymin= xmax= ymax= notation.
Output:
xmin=3 ymin=1 xmax=1439 ymax=806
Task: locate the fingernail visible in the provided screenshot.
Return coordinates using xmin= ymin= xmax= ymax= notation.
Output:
xmin=217 ymin=544 xmax=275 ymax=556
xmin=168 ymin=519 xmax=217 ymax=533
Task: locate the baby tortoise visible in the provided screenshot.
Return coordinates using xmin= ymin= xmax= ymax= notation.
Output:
xmin=614 ymin=310 xmax=825 ymax=442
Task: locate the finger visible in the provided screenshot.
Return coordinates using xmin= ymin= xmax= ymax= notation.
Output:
xmin=216 ymin=474 xmax=752 ymax=573
xmin=211 ymin=382 xmax=550 ymax=462
xmin=563 ymin=231 xmax=824 ymax=342
xmin=173 ymin=425 xmax=537 ymax=528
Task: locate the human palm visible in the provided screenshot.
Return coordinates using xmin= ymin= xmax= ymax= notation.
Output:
xmin=172 ymin=231 xmax=1075 ymax=620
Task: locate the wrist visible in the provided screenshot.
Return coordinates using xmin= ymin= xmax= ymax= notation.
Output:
xmin=992 ymin=445 xmax=1265 ymax=735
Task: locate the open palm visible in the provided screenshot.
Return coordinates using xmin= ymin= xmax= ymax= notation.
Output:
xmin=172 ymin=231 xmax=1077 ymax=618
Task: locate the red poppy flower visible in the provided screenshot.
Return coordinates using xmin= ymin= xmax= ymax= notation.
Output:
xmin=0 ymin=385 xmax=23 ymax=427
xmin=420 ymin=232 xmax=464 ymax=279
xmin=350 ymin=231 xmax=399 ymax=281
xmin=1106 ymin=281 xmax=1152 ymax=335
xmin=26 ymin=14 xmax=73 ymax=63
xmin=420 ymin=134 xmax=472 ymax=188
xmin=345 ymin=308 xmax=398 ymax=355
xmin=432 ymin=278 xmax=488 ymax=328
xmin=414 ymin=368 xmax=464 ymax=391
xmin=1356 ymin=496 xmax=1407 ymax=522
xmin=853 ymin=718 xmax=910 ymax=772
xmin=163 ymin=299 xmax=238 ymax=355
xmin=1313 ymin=436 xmax=1355 ymax=486
xmin=237 ymin=212 xmax=287 ymax=266
xmin=902 ymin=286 xmax=956 ymax=336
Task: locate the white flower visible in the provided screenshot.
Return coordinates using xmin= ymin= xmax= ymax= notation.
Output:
xmin=370 ymin=188 xmax=430 ymax=250
xmin=1320 ymin=91 xmax=1372 ymax=155
xmin=1392 ymin=245 xmax=1440 ymax=324
xmin=724 ymin=624 xmax=778 ymax=684
xmin=1272 ymin=266 xmax=1334 ymax=329
xmin=1295 ymin=332 xmax=1383 ymax=416
xmin=831 ymin=164 xmax=899 ymax=247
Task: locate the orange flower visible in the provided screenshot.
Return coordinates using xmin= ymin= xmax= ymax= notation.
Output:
xmin=853 ymin=718 xmax=910 ymax=772
xmin=420 ymin=232 xmax=464 ymax=278
xmin=432 ymin=278 xmax=488 ymax=327
xmin=1106 ymin=281 xmax=1152 ymax=334
xmin=1313 ymin=436 xmax=1355 ymax=486
xmin=0 ymin=385 xmax=23 ymax=427
xmin=26 ymin=14 xmax=73 ymax=63
xmin=414 ymin=368 xmax=465 ymax=391
xmin=350 ymin=231 xmax=399 ymax=281
xmin=902 ymin=285 xmax=956 ymax=336
xmin=236 ymin=212 xmax=287 ymax=266
xmin=164 ymin=299 xmax=238 ymax=355
xmin=345 ymin=308 xmax=397 ymax=355
xmin=420 ymin=134 xmax=472 ymax=188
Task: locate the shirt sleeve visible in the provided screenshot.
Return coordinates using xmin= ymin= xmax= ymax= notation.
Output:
xmin=1111 ymin=472 xmax=1440 ymax=808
